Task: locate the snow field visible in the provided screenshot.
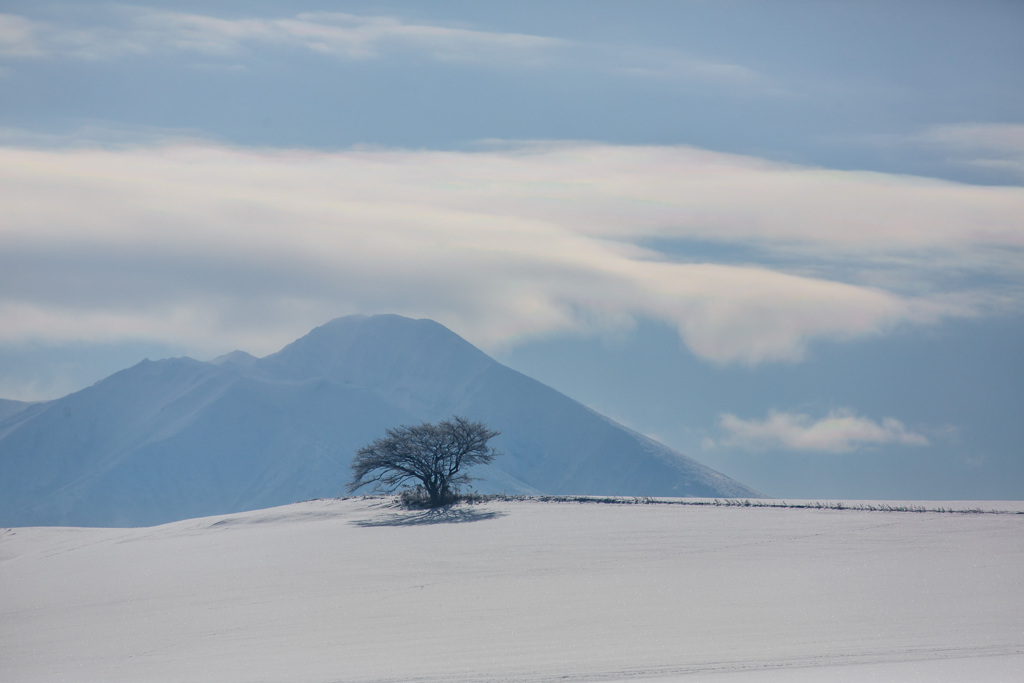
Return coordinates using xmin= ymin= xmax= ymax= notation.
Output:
xmin=2 ymin=498 xmax=1022 ymax=682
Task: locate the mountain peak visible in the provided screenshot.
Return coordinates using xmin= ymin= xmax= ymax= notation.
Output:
xmin=0 ymin=315 xmax=759 ymax=526
xmin=212 ymin=350 xmax=258 ymax=368
xmin=258 ymin=314 xmax=493 ymax=411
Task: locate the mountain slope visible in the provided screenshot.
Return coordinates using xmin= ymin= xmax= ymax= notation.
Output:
xmin=0 ymin=314 xmax=758 ymax=526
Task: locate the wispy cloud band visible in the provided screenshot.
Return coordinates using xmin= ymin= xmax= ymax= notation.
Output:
xmin=915 ymin=123 xmax=1024 ymax=181
xmin=0 ymin=9 xmax=564 ymax=63
xmin=0 ymin=8 xmax=766 ymax=88
xmin=1 ymin=139 xmax=1021 ymax=363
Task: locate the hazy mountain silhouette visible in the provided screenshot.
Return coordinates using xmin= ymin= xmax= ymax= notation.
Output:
xmin=0 ymin=315 xmax=759 ymax=526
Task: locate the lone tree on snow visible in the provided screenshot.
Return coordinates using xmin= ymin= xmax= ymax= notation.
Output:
xmin=347 ymin=416 xmax=500 ymax=507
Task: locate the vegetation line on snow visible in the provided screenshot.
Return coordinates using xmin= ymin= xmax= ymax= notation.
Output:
xmin=343 ymin=494 xmax=1023 ymax=515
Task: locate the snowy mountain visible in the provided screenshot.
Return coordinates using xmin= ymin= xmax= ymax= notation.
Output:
xmin=0 ymin=314 xmax=758 ymax=526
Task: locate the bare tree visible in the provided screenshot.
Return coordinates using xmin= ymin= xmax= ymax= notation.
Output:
xmin=347 ymin=416 xmax=500 ymax=507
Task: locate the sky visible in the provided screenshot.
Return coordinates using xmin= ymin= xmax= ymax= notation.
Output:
xmin=1 ymin=0 xmax=1022 ymax=499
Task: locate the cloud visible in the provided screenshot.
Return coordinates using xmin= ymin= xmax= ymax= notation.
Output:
xmin=850 ymin=124 xmax=1024 ymax=186
xmin=134 ymin=10 xmax=567 ymax=64
xmin=0 ymin=9 xmax=565 ymax=65
xmin=710 ymin=409 xmax=929 ymax=453
xmin=608 ymin=47 xmax=769 ymax=90
xmin=914 ymin=123 xmax=1024 ymax=181
xmin=0 ymin=14 xmax=42 ymax=57
xmin=0 ymin=139 xmax=1021 ymax=363
xmin=0 ymin=12 xmax=152 ymax=61
xmin=0 ymin=8 xmax=764 ymax=88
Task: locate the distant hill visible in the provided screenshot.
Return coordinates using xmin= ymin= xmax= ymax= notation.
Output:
xmin=0 ymin=315 xmax=759 ymax=526
xmin=0 ymin=398 xmax=37 ymax=423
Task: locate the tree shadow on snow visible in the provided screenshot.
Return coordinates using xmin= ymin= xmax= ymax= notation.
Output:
xmin=352 ymin=505 xmax=506 ymax=527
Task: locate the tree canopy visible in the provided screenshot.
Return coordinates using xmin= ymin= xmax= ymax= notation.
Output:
xmin=347 ymin=416 xmax=500 ymax=507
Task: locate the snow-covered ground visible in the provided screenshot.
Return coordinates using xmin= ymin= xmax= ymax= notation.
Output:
xmin=2 ymin=498 xmax=1022 ymax=682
